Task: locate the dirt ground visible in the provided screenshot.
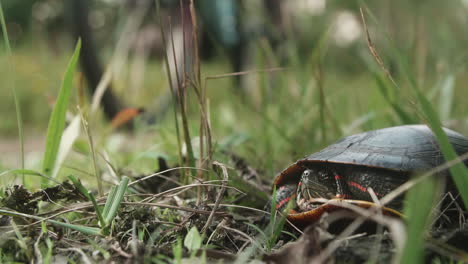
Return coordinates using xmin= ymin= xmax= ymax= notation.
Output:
xmin=1 ymin=135 xmax=45 ymax=169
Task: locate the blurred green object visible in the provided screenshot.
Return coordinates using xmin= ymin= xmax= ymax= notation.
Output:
xmin=1 ymin=0 xmax=34 ymax=35
xmin=198 ymin=0 xmax=240 ymax=48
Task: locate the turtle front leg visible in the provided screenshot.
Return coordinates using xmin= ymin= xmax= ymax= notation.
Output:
xmin=274 ymin=183 xmax=297 ymax=211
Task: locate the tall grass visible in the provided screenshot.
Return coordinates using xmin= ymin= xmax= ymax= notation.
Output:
xmin=360 ymin=6 xmax=468 ymax=263
xmin=0 ymin=1 xmax=467 ymax=262
xmin=0 ymin=2 xmax=24 ymax=178
xmin=42 ymin=39 xmax=81 ymax=185
xmin=401 ymin=176 xmax=441 ymax=263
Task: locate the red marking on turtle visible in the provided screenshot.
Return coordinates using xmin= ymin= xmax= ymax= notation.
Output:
xmin=276 ymin=195 xmax=293 ymax=210
xmin=347 ymin=181 xmax=367 ymax=192
xmin=347 ymin=181 xmax=382 ymax=196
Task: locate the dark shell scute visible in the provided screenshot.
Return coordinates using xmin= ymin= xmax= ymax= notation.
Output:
xmin=303 ymin=125 xmax=468 ymax=172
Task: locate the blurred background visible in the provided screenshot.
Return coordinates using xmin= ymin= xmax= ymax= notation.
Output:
xmin=1 ymin=0 xmax=467 ymax=180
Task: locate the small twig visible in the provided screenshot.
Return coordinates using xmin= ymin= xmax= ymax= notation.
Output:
xmin=359 ymin=7 xmax=399 ymax=89
xmin=140 ymin=182 xmax=244 ymax=203
xmin=202 ymin=161 xmax=229 ymax=233
xmin=128 ymin=166 xmax=207 ymax=186
xmin=131 ymin=220 xmax=138 ymax=257
xmin=123 ymin=202 xmax=226 ymax=216
xmin=313 ymin=199 xmax=405 ymax=262
xmin=431 ymin=192 xmax=462 ymax=226
xmin=206 ymin=203 xmax=304 ymax=234
xmin=58 ymin=248 xmax=92 ymax=264
xmin=367 ymin=187 xmax=385 ymax=264
xmin=189 ymin=0 xmax=200 ymax=85
xmin=204 ymin=67 xmax=286 ymax=81
xmin=335 ymin=232 xmax=367 ymax=243
xmin=35 ymin=181 xmax=242 ymax=220
xmin=33 ymin=231 xmax=44 ymax=264
xmin=198 ymin=249 xmax=236 ymax=261
xmin=162 ymin=214 xmax=193 ymax=236
xmin=208 ymin=203 xmax=270 ymax=215
xmin=78 ymin=107 xmax=103 ymax=196
xmin=220 ymin=225 xmax=264 ymax=253
xmin=98 ymin=151 xmax=119 ymax=182
xmin=153 ymin=220 xmax=184 ymax=227
xmin=238 ymin=240 xmax=251 ymax=253
xmin=206 ymin=218 xmax=228 ymax=245
xmin=157 ymin=6 xmax=184 ymax=178
xmin=169 ymin=16 xmax=194 ymax=174
xmin=426 ymin=237 xmax=468 ymax=261
xmin=40 ymin=189 xmax=67 ymax=209
xmin=111 ymin=243 xmax=132 ymax=259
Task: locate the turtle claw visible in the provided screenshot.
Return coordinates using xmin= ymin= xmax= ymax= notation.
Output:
xmin=297 ymin=198 xmax=319 ymax=211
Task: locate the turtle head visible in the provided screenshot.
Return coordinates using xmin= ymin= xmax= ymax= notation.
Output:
xmin=297 ymin=169 xmax=335 ymax=201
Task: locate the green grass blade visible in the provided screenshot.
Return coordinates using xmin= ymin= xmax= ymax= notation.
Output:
xmin=361 ymin=4 xmax=468 ymax=207
xmin=0 ymin=169 xmax=60 ymax=184
xmin=0 ymin=2 xmax=12 ymax=69
xmin=42 ymin=39 xmax=82 ymax=181
xmin=368 ymin=3 xmax=468 ymax=208
xmin=88 ymin=190 xmax=106 ymax=228
xmin=102 ymin=186 xmax=117 ymax=218
xmin=0 ymin=209 xmax=101 ymax=236
xmin=268 ymin=200 xmax=291 ymax=251
xmin=438 ymin=74 xmax=455 ymax=122
xmin=67 ymin=175 xmax=91 ymax=199
xmin=400 ymin=176 xmax=440 ymax=263
xmin=244 ymin=222 xmax=267 ymax=239
xmin=104 ymin=176 xmax=129 ymax=224
xmin=0 ymin=2 xmax=24 ymax=177
xmin=68 ymin=175 xmax=107 ymax=229
xmin=413 ymin=86 xmax=468 ymax=207
xmin=172 ymin=237 xmax=183 ymax=264
xmin=265 ymin=186 xmax=291 ymax=251
xmin=46 ymin=219 xmax=102 ymax=236
xmin=268 ymin=186 xmax=278 ymax=235
xmin=373 ymin=72 xmax=416 ymax=124
xmin=79 ymin=110 xmax=103 ymax=196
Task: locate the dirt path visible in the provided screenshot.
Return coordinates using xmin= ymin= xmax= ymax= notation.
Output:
xmin=1 ymin=135 xmax=45 ymax=168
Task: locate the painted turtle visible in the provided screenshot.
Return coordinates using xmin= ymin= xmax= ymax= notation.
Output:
xmin=273 ymin=125 xmax=468 ymax=225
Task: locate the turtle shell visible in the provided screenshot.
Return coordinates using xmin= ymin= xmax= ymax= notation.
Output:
xmin=275 ymin=125 xmax=468 ymax=187
xmin=273 ymin=125 xmax=468 ymax=225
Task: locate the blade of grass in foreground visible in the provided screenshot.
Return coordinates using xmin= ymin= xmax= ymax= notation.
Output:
xmin=360 ymin=6 xmax=468 ymax=207
xmin=42 ymin=39 xmax=81 ymax=184
xmin=0 ymin=169 xmax=60 ymax=184
xmin=400 ymin=177 xmax=440 ymax=263
xmin=359 ymin=7 xmax=468 ymax=262
xmin=403 ymin=47 xmax=468 ymax=209
xmin=0 ymin=209 xmax=101 ymax=236
xmin=0 ymin=2 xmax=24 ymax=178
xmin=68 ymin=175 xmax=106 ymax=229
xmin=413 ymin=85 xmax=468 ymax=207
xmin=394 ymin=25 xmax=468 ymax=204
xmin=104 ymin=176 xmax=129 ymax=224
xmin=372 ymin=72 xmax=416 ymax=124
xmin=383 ymin=13 xmax=468 ymax=207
